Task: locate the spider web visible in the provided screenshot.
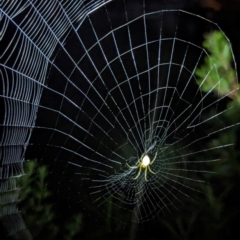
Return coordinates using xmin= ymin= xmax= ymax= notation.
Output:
xmin=1 ymin=0 xmax=239 ymax=236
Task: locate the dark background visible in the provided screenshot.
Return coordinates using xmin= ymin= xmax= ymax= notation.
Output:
xmin=1 ymin=0 xmax=240 ymax=239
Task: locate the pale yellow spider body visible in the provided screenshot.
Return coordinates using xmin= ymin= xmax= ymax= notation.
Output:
xmin=127 ymin=152 xmax=157 ymax=181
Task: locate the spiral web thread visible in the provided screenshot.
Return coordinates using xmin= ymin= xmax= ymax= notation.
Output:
xmin=1 ymin=0 xmax=110 ymax=236
xmin=1 ymin=0 xmax=239 ymax=235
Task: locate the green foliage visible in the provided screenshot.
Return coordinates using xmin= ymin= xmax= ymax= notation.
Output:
xmin=159 ymin=30 xmax=240 ymax=239
xmin=195 ymin=31 xmax=239 ymax=101
xmin=63 ymin=214 xmax=83 ymax=240
xmin=17 ymin=160 xmax=82 ymax=240
xmin=17 ymin=160 xmax=56 ymax=238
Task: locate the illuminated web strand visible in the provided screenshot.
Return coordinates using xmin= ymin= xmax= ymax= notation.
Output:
xmin=1 ymin=0 xmax=239 ymax=234
xmin=1 ymin=0 xmax=110 ymax=237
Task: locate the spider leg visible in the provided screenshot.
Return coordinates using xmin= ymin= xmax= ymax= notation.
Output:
xmin=148 ymin=165 xmax=156 ymax=175
xmin=150 ymin=152 xmax=158 ymax=165
xmin=127 ymin=163 xmax=138 ymax=169
xmin=133 ymin=166 xmax=142 ymax=179
xmin=144 ymin=168 xmax=148 ymax=181
xmin=150 ymin=152 xmax=157 ymax=165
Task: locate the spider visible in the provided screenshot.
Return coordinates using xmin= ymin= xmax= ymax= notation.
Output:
xmin=127 ymin=152 xmax=157 ymax=181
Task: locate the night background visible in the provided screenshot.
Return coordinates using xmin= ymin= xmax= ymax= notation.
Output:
xmin=1 ymin=0 xmax=240 ymax=240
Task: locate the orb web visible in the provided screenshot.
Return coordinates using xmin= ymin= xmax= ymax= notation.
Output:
xmin=1 ymin=0 xmax=239 ymax=235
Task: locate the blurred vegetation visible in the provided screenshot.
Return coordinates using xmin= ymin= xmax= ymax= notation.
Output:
xmin=158 ymin=30 xmax=240 ymax=240
xmin=195 ymin=30 xmax=239 ymax=102
xmin=16 ymin=161 xmax=129 ymax=240
xmin=17 ymin=160 xmax=82 ymax=240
